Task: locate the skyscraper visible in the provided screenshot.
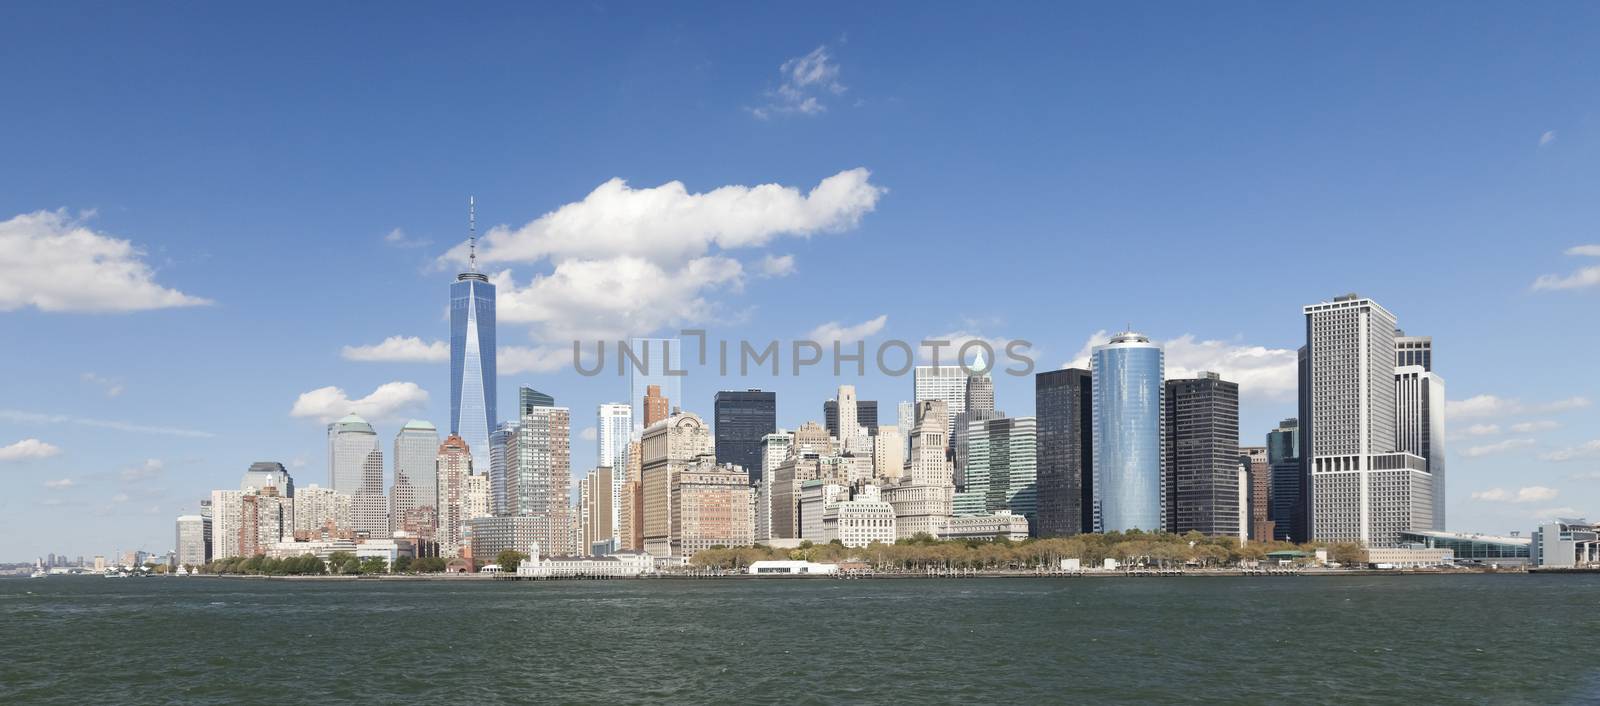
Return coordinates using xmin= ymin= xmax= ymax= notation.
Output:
xmin=883 ymin=399 xmax=955 ymax=538
xmin=1239 ymin=446 xmax=1273 ymax=543
xmin=504 ymin=404 xmax=573 ymax=553
xmin=391 ymin=420 xmax=440 ymax=536
xmin=824 ymin=397 xmax=880 ymax=439
xmin=1035 ymin=368 xmax=1092 ymax=536
xmin=629 ymin=338 xmax=682 ymax=433
xmin=1396 ymin=365 xmax=1446 ymax=530
xmin=175 ymin=514 xmax=211 ymax=568
xmin=519 ymin=387 xmax=555 ymax=415
xmin=1091 ymin=332 xmax=1164 ymax=533
xmin=713 ymin=389 xmax=777 ymax=481
xmin=435 ymin=434 xmax=473 ymax=557
xmin=954 ymin=416 xmax=1038 ymax=524
xmin=1163 ymin=372 xmax=1240 ymax=537
xmin=642 ymin=384 xmax=670 ymax=428
xmin=640 ymin=411 xmax=713 ymax=558
xmin=581 ymin=467 xmax=615 ymax=554
xmin=1266 ymin=417 xmax=1302 ymax=541
xmin=597 ymin=402 xmax=632 ymax=546
xmin=328 ymin=414 xmax=386 ymax=537
xmin=914 ymin=365 xmax=968 ymax=440
xmin=241 ymin=461 xmax=294 ymax=497
xmin=451 ymin=200 xmax=497 ymax=470
xmin=1303 ymin=294 xmax=1432 ymax=547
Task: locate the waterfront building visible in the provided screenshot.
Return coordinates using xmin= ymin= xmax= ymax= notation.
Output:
xmin=1396 ymin=530 xmax=1529 ymax=567
xmin=1035 ymin=368 xmax=1092 ymax=537
xmin=502 ymin=404 xmax=573 ymax=555
xmin=175 ymin=514 xmax=210 ymax=567
xmin=391 ymin=420 xmax=440 ymax=536
xmin=598 ymin=402 xmax=632 ymax=543
xmin=713 ymin=389 xmax=776 ymax=482
xmin=640 ymin=412 xmax=713 ymax=558
xmin=1530 ymin=519 xmax=1600 ymax=568
xmin=1267 ymin=417 xmax=1304 ymax=541
xmin=451 ymin=209 xmax=497 ymax=469
xmin=1395 ymin=364 xmax=1446 ymax=530
xmin=292 ymin=484 xmax=353 ymax=535
xmin=821 ymin=485 xmax=897 ymax=547
xmin=1303 ymin=294 xmax=1432 ymax=547
xmin=630 ymin=338 xmax=682 ymax=432
xmin=468 ymin=516 xmax=542 ymax=563
xmin=516 ymin=547 xmax=655 ymax=578
xmin=435 ymin=434 xmax=473 ymax=556
xmin=1163 ymin=372 xmax=1240 ymax=537
xmin=914 ymin=365 xmax=968 ymax=440
xmin=943 ymin=511 xmax=1030 ymax=542
xmin=618 ymin=478 xmax=643 ymax=551
xmin=1092 ymin=331 xmax=1165 ymax=532
xmin=267 ymin=537 xmax=358 ymax=562
xmin=747 ymin=560 xmax=838 ymax=575
xmin=954 ymin=416 xmax=1038 ymax=524
xmin=1363 ymin=547 xmax=1453 ymax=568
xmin=328 ymin=414 xmax=386 ymax=537
xmin=673 ymin=460 xmax=753 ymax=558
xmin=241 ymin=461 xmax=294 ymax=498
xmin=1239 ymin=446 xmax=1273 ymax=543
xmin=210 ymin=487 xmax=291 ymax=560
xmin=798 ymin=480 xmax=849 ymax=540
xmin=581 ymin=467 xmax=615 ymax=554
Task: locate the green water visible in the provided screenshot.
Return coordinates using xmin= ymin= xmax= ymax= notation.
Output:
xmin=0 ymin=574 xmax=1593 ymax=704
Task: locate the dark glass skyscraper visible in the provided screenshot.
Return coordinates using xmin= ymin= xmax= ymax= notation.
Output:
xmin=1035 ymin=368 xmax=1092 ymax=536
xmin=1267 ymin=417 xmax=1302 ymax=541
xmin=824 ymin=399 xmax=879 ymax=437
xmin=713 ymin=389 xmax=777 ymax=482
xmin=1164 ymin=373 xmax=1241 ymax=536
xmin=519 ymin=387 xmax=554 ymax=416
xmin=451 ymin=202 xmax=496 ymax=469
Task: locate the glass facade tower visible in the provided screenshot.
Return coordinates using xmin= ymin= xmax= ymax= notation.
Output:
xmin=451 ymin=272 xmax=497 ymax=470
xmin=1091 ymin=332 xmax=1165 ymax=533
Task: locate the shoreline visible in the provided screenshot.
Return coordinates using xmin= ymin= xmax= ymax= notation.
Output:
xmin=107 ymin=567 xmax=1546 ymax=582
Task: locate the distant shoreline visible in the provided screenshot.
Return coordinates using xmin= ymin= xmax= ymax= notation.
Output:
xmin=49 ymin=567 xmax=1555 ymax=582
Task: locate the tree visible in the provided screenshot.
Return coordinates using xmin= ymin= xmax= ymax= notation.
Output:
xmin=358 ymin=557 xmax=389 ymax=574
xmin=496 ymin=550 xmax=529 ymax=572
xmin=392 ymin=556 xmax=413 ymax=573
xmin=1327 ymin=542 xmax=1368 ymax=566
xmin=328 ymin=551 xmax=356 ymax=574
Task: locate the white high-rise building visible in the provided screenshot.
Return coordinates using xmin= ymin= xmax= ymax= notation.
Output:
xmin=392 ymin=420 xmax=440 ymax=535
xmin=598 ymin=402 xmax=632 ymax=544
xmin=914 ymin=366 xmax=968 ymax=440
xmin=328 ymin=414 xmax=386 ymax=537
xmin=175 ymin=514 xmax=210 ymax=567
xmin=872 ymin=425 xmax=904 ymax=482
xmin=292 ymin=484 xmax=353 ymax=534
xmin=1304 ymin=294 xmax=1432 ymax=547
xmin=885 ymin=399 xmax=954 ymax=539
xmin=1396 ymin=365 xmax=1446 ymax=531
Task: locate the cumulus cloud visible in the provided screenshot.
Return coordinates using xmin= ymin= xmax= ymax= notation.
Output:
xmin=0 ymin=210 xmax=211 ymax=312
xmin=81 ymin=372 xmax=125 ymax=397
xmin=342 ymin=336 xmax=450 ymax=363
xmin=1534 ymin=506 xmax=1582 ymax=519
xmin=1540 ymin=130 xmax=1557 ymax=146
xmin=1447 ymin=394 xmax=1591 ymax=419
xmin=44 ymin=478 xmax=75 ymax=489
xmin=1532 ymin=245 xmax=1600 ymax=291
xmin=1511 ymin=420 xmax=1559 ymax=434
xmin=0 ymin=409 xmax=214 ymax=438
xmin=289 ymin=382 xmax=429 ymax=423
xmin=1464 ymin=438 xmax=1535 ymax=458
xmin=498 ymin=345 xmax=571 ymax=375
xmin=1542 ymin=440 xmax=1600 ymax=463
xmin=809 ymin=315 xmax=889 ymax=345
xmin=0 ymin=438 xmax=62 ymax=461
xmin=491 ymin=256 xmax=745 ymax=342
xmin=1472 ymin=486 xmax=1559 ymax=503
xmin=750 ymin=45 xmax=847 ymax=119
xmin=383 ymin=228 xmax=431 ymax=249
xmin=758 ymin=254 xmax=797 ymax=278
xmin=1065 ymin=331 xmax=1296 ymax=399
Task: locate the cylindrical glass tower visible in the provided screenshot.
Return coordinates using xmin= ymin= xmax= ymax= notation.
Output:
xmin=1091 ymin=331 xmax=1165 ymax=532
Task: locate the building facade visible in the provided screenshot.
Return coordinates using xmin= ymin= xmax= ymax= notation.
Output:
xmin=435 ymin=434 xmax=473 ymax=556
xmin=713 ymin=389 xmax=777 ymax=481
xmin=1267 ymin=417 xmax=1304 ymax=542
xmin=673 ymin=461 xmax=753 ymax=558
xmin=1163 ymin=373 xmax=1240 ymax=537
xmin=391 ymin=420 xmax=440 ymax=536
xmin=175 ymin=514 xmax=211 ymax=567
xmin=1035 ymin=368 xmax=1092 ymax=537
xmin=640 ymin=412 xmax=713 ymax=557
xmin=1395 ymin=365 xmax=1446 ymax=530
xmin=1239 ymin=446 xmax=1273 ymax=543
xmin=451 ymin=242 xmax=497 ymax=470
xmin=1092 ymin=332 xmax=1165 ymax=533
xmin=328 ymin=414 xmax=386 ymax=537
xmin=954 ymin=416 xmax=1038 ymax=524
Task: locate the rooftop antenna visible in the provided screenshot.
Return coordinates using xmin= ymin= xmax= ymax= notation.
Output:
xmin=468 ymin=195 xmax=478 ymax=273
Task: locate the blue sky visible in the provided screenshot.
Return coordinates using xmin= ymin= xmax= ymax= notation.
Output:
xmin=4 ymin=3 xmax=1600 ymax=560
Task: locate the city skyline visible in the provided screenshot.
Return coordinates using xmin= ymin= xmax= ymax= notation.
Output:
xmin=5 ymin=4 xmax=1600 ymax=558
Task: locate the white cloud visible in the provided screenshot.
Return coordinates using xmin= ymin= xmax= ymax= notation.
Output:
xmin=80 ymin=372 xmax=124 ymax=397
xmin=342 ymin=336 xmax=449 ymax=363
xmin=1464 ymin=438 xmax=1535 ymax=458
xmin=1534 ymin=506 xmax=1582 ymax=519
xmin=0 ymin=438 xmax=61 ymax=461
xmin=1532 ymin=244 xmax=1600 ymax=290
xmin=1447 ymin=395 xmax=1591 ymax=419
xmin=112 ymin=493 xmax=129 ymax=504
xmin=1163 ymin=335 xmax=1298 ymax=399
xmin=498 ymin=345 xmax=571 ymax=375
xmin=120 ymin=458 xmax=163 ymax=482
xmin=921 ymin=331 xmax=1015 ymax=368
xmin=1510 ymin=420 xmax=1559 ymax=434
xmin=491 ymin=256 xmax=745 ymax=342
xmin=580 ymin=426 xmax=597 ymax=442
xmin=809 ymin=315 xmax=889 ymax=345
xmin=289 ymin=382 xmax=429 ymax=423
xmin=0 ymin=409 xmax=214 ymax=438
xmin=0 ymin=210 xmax=211 ymax=312
xmin=1459 ymin=423 xmax=1501 ymax=438
xmin=44 ymin=478 xmax=75 ymax=489
xmin=1539 ymin=130 xmax=1557 ymax=146
xmin=750 ymin=45 xmax=847 ymax=119
xmin=383 ymin=228 xmax=431 ymax=249
xmin=1472 ymin=486 xmax=1559 ymax=503
xmin=1064 ymin=330 xmax=1111 ymax=369
xmin=758 ymin=254 xmax=796 ymax=278
xmin=1542 ymin=440 xmax=1600 ymax=463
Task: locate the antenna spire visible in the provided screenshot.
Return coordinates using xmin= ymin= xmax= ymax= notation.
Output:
xmin=468 ymin=195 xmax=478 ymax=273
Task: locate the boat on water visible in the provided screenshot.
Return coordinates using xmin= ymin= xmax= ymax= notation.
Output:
xmin=30 ymin=570 xmax=47 ymax=578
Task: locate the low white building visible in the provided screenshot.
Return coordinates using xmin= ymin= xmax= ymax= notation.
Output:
xmin=942 ymin=511 xmax=1030 ymax=541
xmin=515 ymin=543 xmax=655 ymax=578
xmin=268 ymin=538 xmax=358 ymax=561
xmin=355 ymin=537 xmax=416 ymax=569
xmin=747 ymin=560 xmax=839 ymax=575
xmin=1365 ymin=547 xmax=1453 ymax=568
xmin=822 ymin=486 xmax=897 ymax=547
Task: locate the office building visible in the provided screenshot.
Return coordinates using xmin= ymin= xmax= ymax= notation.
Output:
xmin=1239 ymin=446 xmax=1273 ymax=543
xmin=519 ymin=386 xmax=554 ymax=415
xmin=391 ymin=420 xmax=440 ymax=536
xmin=821 ymin=485 xmax=897 ymax=547
xmin=673 ymin=461 xmax=753 ymax=558
xmin=1395 ymin=332 xmax=1432 ymax=370
xmin=713 ymin=389 xmax=777 ymax=481
xmin=1035 ymin=368 xmax=1092 ymax=537
xmin=292 ymin=484 xmax=352 ymax=535
xmin=798 ymin=480 xmax=850 ymax=540
xmin=175 ymin=514 xmax=211 ymax=567
xmin=328 ymin=414 xmax=386 ymax=537
xmin=886 ymin=399 xmax=955 ymax=538
xmin=629 ymin=338 xmax=682 ymax=432
xmin=468 ymin=516 xmax=542 ymax=563
xmin=642 ymin=384 xmax=670 ymax=429
xmin=435 ymin=434 xmax=473 ymax=556
xmin=581 ymin=467 xmax=615 ymax=555
xmin=1092 ymin=332 xmax=1165 ymax=532
xmin=503 ymin=404 xmax=574 ymax=555
xmin=954 ymin=416 xmax=1038 ymax=524
xmin=640 ymin=412 xmax=713 ymax=558
xmin=1303 ymin=294 xmax=1432 ymax=547
xmin=451 ymin=210 xmax=497 ymax=469
xmin=1164 ymin=372 xmax=1240 ymax=537
xmin=1396 ymin=365 xmax=1446 ymax=530
xmin=597 ymin=402 xmax=632 ymax=543
xmin=872 ymin=425 xmax=904 ymax=482
xmin=1267 ymin=417 xmax=1304 ymax=541
xmin=914 ymin=365 xmax=968 ymax=440
xmin=463 ymin=473 xmax=489 ymax=521
xmin=943 ymin=511 xmax=1031 ymax=541
xmin=241 ymin=462 xmax=294 ymax=497
xmin=825 ymin=396 xmax=880 ymax=439
xmin=1531 ymin=519 xmax=1600 ymax=568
